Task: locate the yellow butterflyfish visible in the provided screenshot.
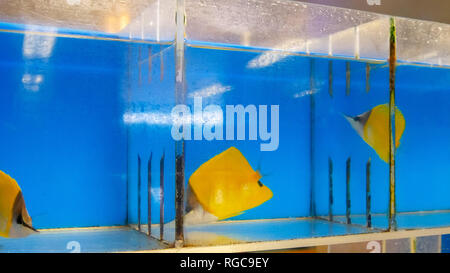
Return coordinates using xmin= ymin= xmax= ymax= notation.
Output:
xmin=0 ymin=170 xmax=37 ymax=238
xmin=185 ymin=147 xmax=273 ymax=224
xmin=344 ymin=104 xmax=406 ymax=163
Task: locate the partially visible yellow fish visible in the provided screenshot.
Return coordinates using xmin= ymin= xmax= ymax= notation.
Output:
xmin=344 ymin=103 xmax=406 ymax=163
xmin=185 ymin=147 xmax=273 ymax=224
xmin=104 ymin=13 xmax=130 ymax=33
xmin=0 ymin=170 xmax=37 ymax=238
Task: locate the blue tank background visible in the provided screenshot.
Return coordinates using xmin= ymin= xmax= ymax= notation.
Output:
xmin=1 ymin=21 xmax=450 ymax=229
xmin=396 ymin=64 xmax=450 ymax=212
xmin=183 ymin=45 xmax=311 ymax=220
xmin=312 ymin=59 xmax=390 ymax=217
xmin=0 ymin=28 xmax=129 ymax=228
xmin=126 ymin=44 xmax=177 ymax=225
xmin=127 ymin=44 xmax=312 ymax=224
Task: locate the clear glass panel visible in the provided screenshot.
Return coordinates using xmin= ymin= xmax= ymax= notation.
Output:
xmin=313 ymin=59 xmax=390 ymax=229
xmin=395 ymin=17 xmax=450 ymax=231
xmin=186 ymin=0 xmax=389 ymax=60
xmin=397 ymin=17 xmax=450 ymax=66
xmin=125 ymin=43 xmax=176 ymax=239
xmin=0 ymin=0 xmax=176 ymax=41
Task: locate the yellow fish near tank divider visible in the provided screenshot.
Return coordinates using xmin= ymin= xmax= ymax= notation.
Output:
xmin=344 ymin=103 xmax=406 ymax=163
xmin=0 ymin=170 xmax=38 ymax=238
xmin=183 ymin=147 xmax=273 ymax=225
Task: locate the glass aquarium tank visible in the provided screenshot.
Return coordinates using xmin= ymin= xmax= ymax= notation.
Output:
xmin=0 ymin=0 xmax=449 ymax=253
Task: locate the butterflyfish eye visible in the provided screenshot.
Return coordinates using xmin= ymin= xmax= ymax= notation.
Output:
xmin=257 ymin=181 xmax=263 ymax=187
xmin=16 ymin=214 xmax=23 ymax=225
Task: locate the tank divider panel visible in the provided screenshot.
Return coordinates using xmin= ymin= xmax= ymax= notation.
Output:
xmin=366 ymin=158 xmax=372 ymax=228
xmin=346 ymin=61 xmax=351 ymax=96
xmin=346 ymin=157 xmax=351 ymax=225
xmin=175 ymin=0 xmax=187 ymax=248
xmin=148 ymin=46 xmax=152 ymax=84
xmin=138 ymin=46 xmax=142 ymax=86
xmin=328 ymin=157 xmax=333 ymax=222
xmin=175 ymin=150 xmax=185 ymax=246
xmin=328 ymin=60 xmax=333 ymax=98
xmin=160 ymin=151 xmax=165 ymax=240
xmin=138 ymin=155 xmax=141 ymax=232
xmin=366 ymin=63 xmax=371 ymax=93
xmin=160 ymin=47 xmax=164 ymax=82
xmin=388 ymin=17 xmax=397 ymax=231
xmin=148 ymin=152 xmax=153 ymax=237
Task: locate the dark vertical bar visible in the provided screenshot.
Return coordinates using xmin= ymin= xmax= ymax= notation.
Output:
xmin=160 ymin=47 xmax=164 ymax=82
xmin=175 ymin=148 xmax=185 ymax=245
xmin=366 ymin=158 xmax=372 ymax=228
xmin=328 ymin=60 xmax=333 ymax=98
xmin=147 ymin=152 xmax=152 ymax=236
xmin=309 ymin=58 xmax=316 ymax=217
xmin=388 ymin=17 xmax=397 ymax=231
xmin=328 ymin=157 xmax=333 ymax=221
xmin=148 ymin=46 xmax=152 ymax=84
xmin=175 ymin=0 xmax=186 ymax=247
xmin=346 ymin=61 xmax=351 ymax=96
xmin=138 ymin=46 xmax=142 ymax=86
xmin=137 ymin=155 xmax=141 ymax=231
xmin=160 ymin=151 xmax=165 ymax=240
xmin=346 ymin=157 xmax=351 ymax=224
xmin=366 ymin=63 xmax=371 ymax=93
xmin=126 ymin=129 xmax=129 ymax=226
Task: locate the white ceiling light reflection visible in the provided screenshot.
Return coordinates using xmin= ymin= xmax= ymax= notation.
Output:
xmin=123 ymin=112 xmax=172 ymax=125
xmin=22 ymin=73 xmax=43 ymax=92
xmin=66 ymin=0 xmax=81 ymax=6
xmin=247 ymin=39 xmax=306 ymax=69
xmin=123 ymin=110 xmax=223 ymax=126
xmin=151 ymin=187 xmax=162 ymax=200
xmin=23 ymin=26 xmax=56 ymax=59
xmin=293 ymin=89 xmax=317 ymax=99
xmin=173 ymin=111 xmax=223 ymax=126
xmin=188 ymin=84 xmax=232 ymax=98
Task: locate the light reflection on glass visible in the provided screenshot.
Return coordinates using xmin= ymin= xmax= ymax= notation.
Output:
xmin=22 ymin=73 xmax=43 ymax=92
xmin=246 ymin=39 xmax=306 ymax=69
xmin=22 ymin=27 xmax=56 ymax=59
xmin=123 ymin=110 xmax=223 ymax=126
xmin=188 ymin=84 xmax=232 ymax=99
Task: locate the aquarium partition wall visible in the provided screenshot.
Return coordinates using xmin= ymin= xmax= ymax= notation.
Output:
xmin=0 ymin=0 xmax=449 ymax=252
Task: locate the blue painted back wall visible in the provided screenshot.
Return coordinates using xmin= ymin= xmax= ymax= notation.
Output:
xmin=0 ymin=30 xmax=129 ymax=228
xmin=183 ymin=45 xmax=312 ymax=220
